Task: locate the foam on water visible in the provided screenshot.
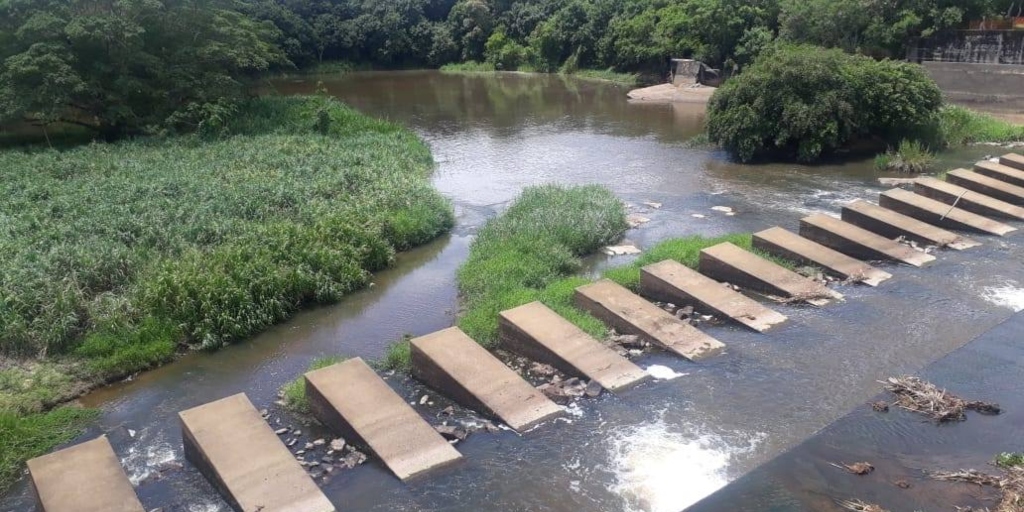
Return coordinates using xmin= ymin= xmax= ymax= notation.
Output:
xmin=606 ymin=416 xmax=763 ymax=512
xmin=645 ymin=364 xmax=687 ymax=380
xmin=121 ymin=440 xmax=177 ymax=485
xmin=982 ymin=284 xmax=1024 ymax=312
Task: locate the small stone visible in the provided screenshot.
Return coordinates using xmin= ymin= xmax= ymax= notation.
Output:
xmin=304 ymin=442 xmax=314 ymax=450
xmin=312 ymin=438 xmax=326 ymax=447
xmin=643 ymin=201 xmax=662 ymax=209
xmin=292 ymin=430 xmax=302 ymax=437
xmin=275 ymin=428 xmax=289 ymax=435
xmin=626 ymin=213 xmax=651 ymax=228
xmin=323 ymin=464 xmax=334 ymax=474
xmin=529 ymin=362 xmax=557 ymax=376
xmin=871 ymin=401 xmax=890 ymax=413
xmin=420 ymin=395 xmax=429 ymax=405
xmin=584 ymin=381 xmax=602 ymax=398
xmin=287 ymin=438 xmax=298 ymax=447
xmin=894 ymin=480 xmax=911 ymax=489
xmin=343 ymin=451 xmax=368 ymax=468
xmin=330 ymin=438 xmax=346 ymax=452
xmin=437 ymin=406 xmax=455 ymax=418
xmin=691 ymin=214 xmax=706 ymax=219
xmin=259 ymin=409 xmax=269 ymax=417
xmin=308 ymin=461 xmax=320 ymax=467
xmin=296 ymin=450 xmax=305 ymax=455
xmin=434 ymin=425 xmax=468 ymax=441
xmin=322 ymin=456 xmax=333 ymax=463
xmin=711 ymin=206 xmax=734 ymax=213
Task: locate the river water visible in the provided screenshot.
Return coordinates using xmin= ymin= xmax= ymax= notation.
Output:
xmin=5 ymin=71 xmax=1024 ymax=512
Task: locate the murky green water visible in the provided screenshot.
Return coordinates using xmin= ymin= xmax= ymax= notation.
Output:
xmin=4 ymin=71 xmax=1023 ymax=512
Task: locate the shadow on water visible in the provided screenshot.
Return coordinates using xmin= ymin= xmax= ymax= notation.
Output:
xmin=5 ymin=70 xmax=1024 ymax=512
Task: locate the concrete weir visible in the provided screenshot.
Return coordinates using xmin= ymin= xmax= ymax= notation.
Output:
xmin=1002 ymin=153 xmax=1024 ymax=171
xmin=947 ymin=168 xmax=1024 ymax=205
xmin=179 ymin=393 xmax=335 ymax=512
xmin=698 ymin=242 xmax=842 ymax=306
xmin=878 ymin=188 xmax=1016 ymax=236
xmin=27 ymin=436 xmax=144 ymax=512
xmin=410 ymin=327 xmax=563 ymax=432
xmin=914 ymin=176 xmax=1024 ymax=220
xmin=975 ymin=160 xmax=1024 ymax=188
xmin=841 ymin=199 xmax=980 ymax=250
xmin=639 ymin=259 xmax=788 ymax=331
xmin=800 ymin=213 xmax=936 ymax=267
xmin=574 ymin=279 xmax=725 ymax=360
xmin=752 ymin=227 xmax=891 ymax=287
xmin=304 ymin=358 xmax=462 ymax=481
xmin=499 ymin=301 xmax=649 ymax=391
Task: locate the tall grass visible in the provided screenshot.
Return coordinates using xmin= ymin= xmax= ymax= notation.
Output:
xmin=0 ymin=94 xmax=453 ymax=403
xmin=567 ymin=68 xmax=640 ymax=86
xmin=874 ymin=139 xmax=937 ymax=173
xmin=440 ymin=61 xmax=497 ymax=73
xmin=0 ymin=407 xmax=99 ymax=492
xmin=939 ymin=106 xmax=1024 ymax=146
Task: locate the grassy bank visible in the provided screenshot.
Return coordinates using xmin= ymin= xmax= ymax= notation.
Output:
xmin=439 ymin=62 xmax=639 ymax=86
xmin=939 ymin=105 xmax=1024 ymax=146
xmin=0 ymin=95 xmax=453 ymax=489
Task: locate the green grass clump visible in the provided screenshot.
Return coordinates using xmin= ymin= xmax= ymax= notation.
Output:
xmin=440 ymin=61 xmax=497 ymax=73
xmin=456 ymin=185 xmax=628 ymax=349
xmin=997 ymin=452 xmax=1024 ymax=469
xmin=0 ymin=94 xmax=452 ymax=401
xmin=602 ymin=234 xmax=755 ymax=289
xmin=377 ymin=336 xmax=413 ymax=373
xmin=0 ymin=407 xmax=99 ymax=491
xmin=939 ymin=106 xmax=1024 ymax=146
xmin=566 ymin=68 xmax=640 ymax=86
xmin=874 ymin=140 xmax=936 ymax=173
xmin=280 ymin=356 xmax=347 ymax=414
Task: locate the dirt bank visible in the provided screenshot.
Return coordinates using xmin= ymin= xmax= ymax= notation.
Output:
xmin=627 ymin=83 xmax=715 ymax=104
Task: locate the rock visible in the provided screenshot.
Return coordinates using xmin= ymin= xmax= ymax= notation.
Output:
xmin=894 ymin=480 xmax=911 ymax=489
xmin=675 ymin=305 xmax=694 ymax=320
xmin=870 ymin=401 xmax=890 ymax=412
xmin=287 ymin=438 xmax=297 ymax=447
xmin=434 ymin=425 xmax=468 ymax=441
xmin=529 ymin=362 xmax=557 ymax=377
xmin=878 ymin=177 xmax=917 ymax=187
xmin=312 ymin=438 xmax=325 ymax=447
xmin=274 ymin=428 xmax=289 ymax=435
xmin=691 ymin=214 xmax=706 ymax=219
xmin=584 ymin=381 xmax=603 ymax=398
xmin=323 ymin=464 xmax=334 ymax=474
xmin=296 ymin=450 xmax=305 ymax=455
xmin=259 ymin=409 xmax=269 ymax=418
xmin=419 ymin=395 xmax=429 ymax=405
xmin=844 ymin=462 xmax=874 ymax=475
xmin=711 ymin=206 xmax=734 ymax=213
xmin=321 ymin=456 xmax=333 ymax=463
xmin=292 ymin=430 xmax=302 ymax=437
xmin=127 ymin=429 xmax=137 ymax=438
xmin=343 ymin=450 xmax=368 ymax=468
xmin=304 ymin=442 xmax=314 ymax=450
xmin=482 ymin=420 xmax=501 ymax=433
xmin=643 ymin=201 xmax=662 ymax=209
xmin=602 ymin=244 xmax=642 ymax=256
xmin=437 ymin=406 xmax=455 ymax=418
xmin=626 ymin=213 xmax=651 ymax=228
xmin=610 ymin=333 xmax=643 ymax=348
xmin=330 ymin=438 xmax=346 ymax=452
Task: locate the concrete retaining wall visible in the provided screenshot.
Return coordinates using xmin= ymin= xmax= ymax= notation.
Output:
xmin=923 ymin=61 xmax=1024 ymax=111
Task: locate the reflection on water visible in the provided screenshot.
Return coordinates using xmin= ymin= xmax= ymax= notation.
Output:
xmin=606 ymin=413 xmax=764 ymax=512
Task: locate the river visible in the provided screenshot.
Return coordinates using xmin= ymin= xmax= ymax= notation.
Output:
xmin=4 ymin=70 xmax=1024 ymax=512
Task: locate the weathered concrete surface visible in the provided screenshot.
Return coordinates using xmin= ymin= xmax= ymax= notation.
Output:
xmin=304 ymin=358 xmax=462 ymax=481
xmin=179 ymin=393 xmax=334 ymax=512
xmin=974 ymin=160 xmax=1024 ymax=188
xmin=800 ymin=213 xmax=936 ymax=267
xmin=27 ymin=436 xmax=144 ymax=512
xmin=752 ymin=227 xmax=891 ymax=287
xmin=879 ymin=188 xmax=1016 ymax=236
xmin=640 ymin=259 xmax=787 ymax=332
xmin=1002 ymin=153 xmax=1024 ymax=171
xmin=947 ymin=168 xmax=1024 ymax=205
xmin=923 ymin=61 xmax=1024 ymax=110
xmin=841 ymin=200 xmax=979 ymax=250
xmin=409 ymin=327 xmax=562 ymax=432
xmin=574 ymin=279 xmax=725 ymax=360
xmin=698 ymin=242 xmax=843 ymax=306
xmin=499 ymin=302 xmax=649 ymax=391
xmin=914 ymin=176 xmax=1024 ymax=220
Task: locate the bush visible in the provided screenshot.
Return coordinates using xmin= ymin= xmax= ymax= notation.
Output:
xmin=874 ymin=140 xmax=936 ymax=173
xmin=707 ymin=44 xmax=943 ymax=162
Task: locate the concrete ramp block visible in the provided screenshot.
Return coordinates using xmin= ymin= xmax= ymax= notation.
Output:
xmin=914 ymin=177 xmax=1024 ymax=221
xmin=698 ymin=242 xmax=842 ymax=306
xmin=574 ymin=279 xmax=725 ymax=360
xmin=1001 ymin=153 xmax=1024 ymax=171
xmin=410 ymin=327 xmax=562 ymax=432
xmin=841 ymin=199 xmax=979 ymax=250
xmin=801 ymin=213 xmax=936 ymax=267
xmin=304 ymin=358 xmax=462 ymax=482
xmin=640 ymin=259 xmax=787 ymax=331
xmin=947 ymin=169 xmax=1024 ymax=206
xmin=752 ymin=227 xmax=891 ymax=287
xmin=975 ymin=160 xmax=1024 ymax=188
xmin=179 ymin=393 xmax=334 ymax=512
xmin=879 ymin=188 xmax=1016 ymax=236
xmin=27 ymin=436 xmax=144 ymax=512
xmin=499 ymin=301 xmax=649 ymax=392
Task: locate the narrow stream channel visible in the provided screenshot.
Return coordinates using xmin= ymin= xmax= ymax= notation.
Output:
xmin=5 ymin=71 xmax=1024 ymax=512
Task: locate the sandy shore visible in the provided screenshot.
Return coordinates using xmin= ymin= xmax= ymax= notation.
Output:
xmin=627 ymin=83 xmax=715 ymax=104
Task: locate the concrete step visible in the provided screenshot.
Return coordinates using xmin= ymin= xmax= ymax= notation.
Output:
xmin=179 ymin=393 xmax=335 ymax=512
xmin=974 ymin=160 xmax=1024 ymax=188
xmin=878 ymin=188 xmax=1016 ymax=236
xmin=752 ymin=227 xmax=891 ymax=287
xmin=800 ymin=213 xmax=936 ymax=267
xmin=499 ymin=302 xmax=650 ymax=392
xmin=841 ymin=199 xmax=980 ymax=250
xmin=914 ymin=176 xmax=1024 ymax=221
xmin=1001 ymin=153 xmax=1024 ymax=171
xmin=698 ymin=242 xmax=843 ymax=306
xmin=574 ymin=279 xmax=725 ymax=360
xmin=639 ymin=259 xmax=788 ymax=331
xmin=947 ymin=169 xmax=1024 ymax=205
xmin=304 ymin=358 xmax=463 ymax=482
xmin=410 ymin=327 xmax=563 ymax=432
xmin=27 ymin=436 xmax=145 ymax=512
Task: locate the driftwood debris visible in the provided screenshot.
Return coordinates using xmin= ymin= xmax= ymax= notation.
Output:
xmin=882 ymin=376 xmax=1001 ymax=422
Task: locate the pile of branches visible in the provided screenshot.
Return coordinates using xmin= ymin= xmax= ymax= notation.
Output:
xmin=882 ymin=376 xmax=1000 ymax=422
xmin=931 ymin=465 xmax=1024 ymax=512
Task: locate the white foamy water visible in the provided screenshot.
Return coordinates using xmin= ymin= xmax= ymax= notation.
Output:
xmin=645 ymin=365 xmax=687 ymax=380
xmin=982 ymin=284 xmax=1024 ymax=312
xmin=121 ymin=440 xmax=177 ymax=485
xmin=606 ymin=417 xmax=764 ymax=512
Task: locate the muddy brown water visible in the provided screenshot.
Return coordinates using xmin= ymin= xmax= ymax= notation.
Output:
xmin=4 ymin=70 xmax=1024 ymax=512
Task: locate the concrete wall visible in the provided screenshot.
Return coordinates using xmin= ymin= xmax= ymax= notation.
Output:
xmin=923 ymin=61 xmax=1024 ymax=111
xmin=912 ymin=30 xmax=1024 ymax=65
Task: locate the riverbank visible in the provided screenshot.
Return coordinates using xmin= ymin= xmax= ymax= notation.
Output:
xmin=0 ymin=95 xmax=453 ymax=491
xmin=439 ymin=62 xmax=641 ymax=86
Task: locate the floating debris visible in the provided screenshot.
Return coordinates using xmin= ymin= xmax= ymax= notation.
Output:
xmin=711 ymin=206 xmax=734 ymax=213
xmin=837 ymin=499 xmax=888 ymax=512
xmin=643 ymin=201 xmax=663 ymax=209
xmin=882 ymin=376 xmax=1000 ymax=422
xmin=870 ymin=401 xmax=890 ymax=412
xmin=831 ymin=461 xmax=875 ymax=475
xmin=691 ymin=213 xmax=706 ymax=219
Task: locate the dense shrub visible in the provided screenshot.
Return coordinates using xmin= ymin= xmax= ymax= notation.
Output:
xmin=706 ymin=44 xmax=943 ymax=162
